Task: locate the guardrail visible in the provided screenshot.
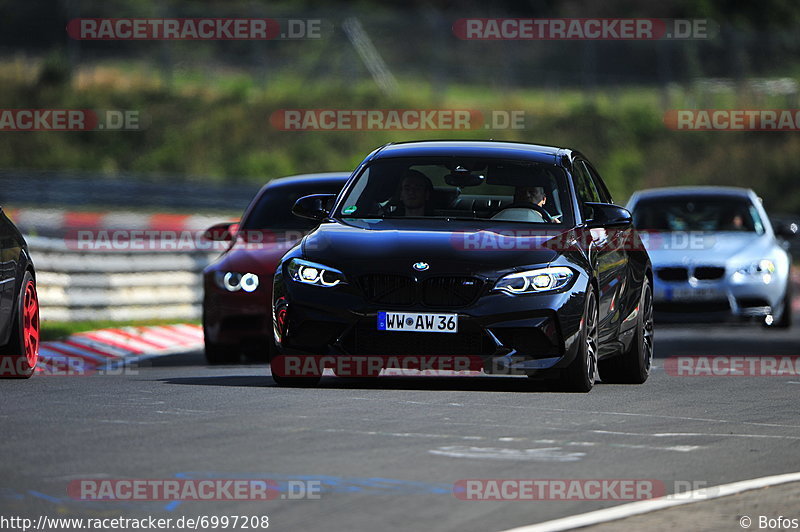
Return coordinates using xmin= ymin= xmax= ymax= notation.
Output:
xmin=0 ymin=170 xmax=258 ymax=211
xmin=28 ymin=236 xmax=220 ymax=322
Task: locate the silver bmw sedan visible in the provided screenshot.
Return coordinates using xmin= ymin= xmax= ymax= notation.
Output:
xmin=627 ymin=186 xmax=793 ymax=328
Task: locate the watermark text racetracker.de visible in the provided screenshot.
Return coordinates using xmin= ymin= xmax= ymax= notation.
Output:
xmin=69 ymin=479 xmax=277 ymax=501
xmin=0 ymin=109 xmax=143 ymax=131
xmin=452 ymin=18 xmax=716 ymax=40
xmin=270 ymin=109 xmax=526 ymax=130
xmin=449 ymin=228 xmax=714 ymax=252
xmin=665 ymin=356 xmax=800 ymax=377
xmin=35 ymin=359 xmax=139 ymax=378
xmin=67 ymin=18 xmax=324 ymax=40
xmin=0 ymin=355 xmax=137 ymax=378
xmin=65 ymin=229 xmax=307 ymax=252
xmin=665 ymin=109 xmax=800 ymax=131
xmin=271 ymin=354 xmax=487 ymax=378
xmin=67 ymin=228 xmax=717 ymax=253
xmin=453 ymin=479 xmax=720 ymax=501
xmin=67 ymin=477 xmax=321 ymax=501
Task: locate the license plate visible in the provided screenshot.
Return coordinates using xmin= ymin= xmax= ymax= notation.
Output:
xmin=669 ymin=287 xmax=722 ymax=301
xmin=377 ymin=311 xmax=458 ymax=333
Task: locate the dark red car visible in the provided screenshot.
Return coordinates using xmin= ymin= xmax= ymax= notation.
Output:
xmin=202 ymin=173 xmax=349 ymax=364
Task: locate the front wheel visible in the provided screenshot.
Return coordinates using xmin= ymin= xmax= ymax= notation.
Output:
xmin=0 ymin=272 xmax=40 ymax=379
xmin=558 ymin=288 xmax=598 ymax=392
xmin=268 ymin=349 xmax=322 ymax=387
xmin=599 ymin=278 xmax=654 ymax=384
xmin=270 ymin=372 xmax=322 ymax=387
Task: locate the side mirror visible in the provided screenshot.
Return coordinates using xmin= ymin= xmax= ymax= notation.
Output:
xmin=584 ymin=203 xmax=632 ymax=228
xmin=774 ymin=221 xmax=798 ymax=239
xmin=292 ymin=194 xmax=335 ymax=221
xmin=202 ymin=222 xmax=238 ymax=242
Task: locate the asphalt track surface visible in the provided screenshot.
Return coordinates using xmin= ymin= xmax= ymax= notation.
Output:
xmin=2 ymin=324 xmax=799 ymax=532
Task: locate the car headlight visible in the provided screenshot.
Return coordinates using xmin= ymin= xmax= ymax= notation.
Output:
xmin=287 ymin=258 xmax=346 ymax=287
xmin=732 ymin=259 xmax=775 ymax=284
xmin=214 ymin=271 xmax=260 ymax=292
xmin=494 ymin=266 xmax=574 ymax=294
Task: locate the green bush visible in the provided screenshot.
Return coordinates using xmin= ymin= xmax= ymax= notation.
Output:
xmin=2 ymin=64 xmax=799 ymax=214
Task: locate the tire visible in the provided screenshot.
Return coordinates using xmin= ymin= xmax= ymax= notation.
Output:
xmin=268 ymin=348 xmax=322 ymax=387
xmin=599 ymin=277 xmax=654 ymax=384
xmin=241 ymin=336 xmax=274 ymax=363
xmin=334 ymin=369 xmax=381 ymax=379
xmin=203 ymin=334 xmax=241 ymax=365
xmin=270 ymin=372 xmax=322 ymax=387
xmin=0 ymin=272 xmax=40 ymax=379
xmin=557 ymin=288 xmax=598 ymax=392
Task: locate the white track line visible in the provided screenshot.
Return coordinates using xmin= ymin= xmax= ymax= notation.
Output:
xmin=498 ymin=471 xmax=800 ymax=532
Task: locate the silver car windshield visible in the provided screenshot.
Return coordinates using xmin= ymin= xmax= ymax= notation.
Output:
xmin=633 ymin=196 xmax=764 ymax=234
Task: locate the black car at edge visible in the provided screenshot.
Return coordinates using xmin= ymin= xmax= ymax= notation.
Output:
xmin=0 ymin=208 xmax=39 ymax=379
xmin=271 ymin=140 xmax=653 ymax=392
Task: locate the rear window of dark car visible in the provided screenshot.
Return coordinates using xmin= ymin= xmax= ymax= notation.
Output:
xmin=240 ymin=181 xmax=344 ymax=231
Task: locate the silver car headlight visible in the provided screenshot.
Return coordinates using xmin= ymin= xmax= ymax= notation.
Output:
xmin=731 ymin=259 xmax=775 ymax=284
xmin=214 ymin=271 xmax=260 ymax=292
xmin=287 ymin=258 xmax=346 ymax=287
xmin=494 ymin=266 xmax=574 ymax=294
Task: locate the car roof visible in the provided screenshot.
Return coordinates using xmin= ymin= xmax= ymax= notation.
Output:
xmin=630 ymin=186 xmax=754 ymax=202
xmin=265 ymin=172 xmax=351 ymax=189
xmin=370 ymin=140 xmax=571 ymax=165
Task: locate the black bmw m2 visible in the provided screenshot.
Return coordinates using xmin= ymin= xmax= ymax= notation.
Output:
xmin=271 ymin=140 xmax=653 ymax=392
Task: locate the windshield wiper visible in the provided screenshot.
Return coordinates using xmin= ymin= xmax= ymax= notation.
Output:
xmin=339 ymin=215 xmax=447 ymax=220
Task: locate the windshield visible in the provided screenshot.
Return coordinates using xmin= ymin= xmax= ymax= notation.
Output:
xmin=335 ymin=157 xmax=573 ymax=225
xmin=633 ymin=196 xmax=764 ymax=234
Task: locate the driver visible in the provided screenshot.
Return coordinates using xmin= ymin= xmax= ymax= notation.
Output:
xmin=492 ymin=184 xmax=552 ymax=223
xmin=395 ymin=170 xmax=434 ymax=216
xmin=515 ymin=186 xmax=547 ymax=209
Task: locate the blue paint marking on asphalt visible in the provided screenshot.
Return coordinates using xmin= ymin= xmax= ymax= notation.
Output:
xmin=162 ymin=473 xmax=189 ymax=511
xmin=175 ymin=472 xmax=454 ymax=495
xmin=0 ymin=488 xmax=25 ymax=500
xmin=3 ymin=473 xmax=454 ymax=514
xmin=357 ymin=477 xmax=453 ymax=494
xmin=164 ymin=500 xmax=181 ymax=511
xmin=28 ymin=490 xmax=63 ymax=504
xmin=163 ymin=472 xmax=453 ymax=512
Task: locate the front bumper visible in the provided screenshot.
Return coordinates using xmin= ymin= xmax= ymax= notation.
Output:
xmin=653 ymin=274 xmax=785 ymax=323
xmin=203 ymin=278 xmax=272 ymax=345
xmin=272 ymin=272 xmax=590 ymax=376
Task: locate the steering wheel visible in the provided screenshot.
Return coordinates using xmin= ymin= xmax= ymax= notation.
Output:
xmin=491 ymin=202 xmax=553 ymax=223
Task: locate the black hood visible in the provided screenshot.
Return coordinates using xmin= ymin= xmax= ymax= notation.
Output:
xmin=302 ymin=220 xmax=565 ymax=274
